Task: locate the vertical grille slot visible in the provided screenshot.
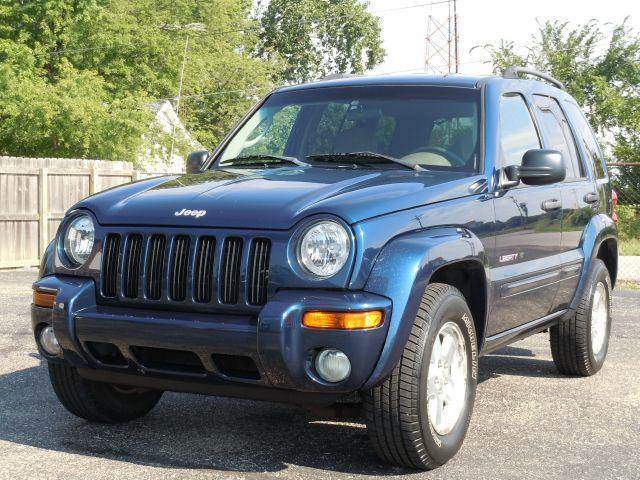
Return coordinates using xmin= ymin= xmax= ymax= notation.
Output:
xmin=170 ymin=236 xmax=190 ymax=301
xmin=220 ymin=237 xmax=243 ymax=304
xmin=247 ymin=239 xmax=271 ymax=306
xmin=101 ymin=234 xmax=121 ymax=297
xmin=123 ymin=234 xmax=143 ymax=298
xmin=194 ymin=236 xmax=216 ymax=303
xmin=145 ymin=234 xmax=166 ymax=300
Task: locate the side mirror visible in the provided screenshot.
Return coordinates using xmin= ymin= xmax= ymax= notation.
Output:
xmin=186 ymin=150 xmax=210 ymax=174
xmin=504 ymin=149 xmax=566 ymax=187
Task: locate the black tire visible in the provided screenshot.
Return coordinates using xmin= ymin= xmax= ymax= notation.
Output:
xmin=550 ymin=259 xmax=612 ymax=376
xmin=48 ymin=362 xmax=163 ymax=423
xmin=363 ymin=283 xmax=478 ymax=470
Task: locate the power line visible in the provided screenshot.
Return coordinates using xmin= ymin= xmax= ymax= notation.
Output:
xmin=373 ymin=0 xmax=454 ymax=14
xmin=377 ymin=59 xmax=487 ymax=75
xmin=151 ymin=86 xmax=272 ymax=104
xmin=32 ymin=25 xmax=261 ymax=57
xmin=23 ymin=1 xmax=458 ymax=59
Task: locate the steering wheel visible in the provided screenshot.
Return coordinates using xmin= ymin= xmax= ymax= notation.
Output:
xmin=404 ymin=146 xmax=467 ymax=167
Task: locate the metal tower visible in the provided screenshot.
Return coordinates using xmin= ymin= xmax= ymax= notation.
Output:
xmin=424 ymin=0 xmax=459 ymax=74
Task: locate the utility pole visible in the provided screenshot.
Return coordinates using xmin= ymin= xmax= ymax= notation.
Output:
xmin=169 ymin=34 xmax=189 ymax=163
xmin=160 ymin=22 xmax=205 ymax=165
xmin=424 ymin=0 xmax=459 ymax=74
xmin=453 ymin=0 xmax=459 ymax=73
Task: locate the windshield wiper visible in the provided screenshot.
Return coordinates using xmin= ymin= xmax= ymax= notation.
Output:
xmin=306 ymin=152 xmax=423 ymax=171
xmin=222 ymin=154 xmax=310 ymax=168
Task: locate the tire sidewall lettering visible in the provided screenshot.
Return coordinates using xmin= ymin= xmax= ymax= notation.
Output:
xmin=422 ymin=296 xmax=477 ymax=459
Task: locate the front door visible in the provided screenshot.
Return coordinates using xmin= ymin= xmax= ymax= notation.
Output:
xmin=488 ymin=92 xmax=563 ymax=336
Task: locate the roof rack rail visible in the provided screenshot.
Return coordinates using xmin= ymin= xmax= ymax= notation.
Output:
xmin=317 ymin=73 xmax=361 ymax=82
xmin=502 ymin=66 xmax=565 ymax=90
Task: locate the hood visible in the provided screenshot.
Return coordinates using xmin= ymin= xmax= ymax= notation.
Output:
xmin=76 ymin=167 xmax=485 ymax=230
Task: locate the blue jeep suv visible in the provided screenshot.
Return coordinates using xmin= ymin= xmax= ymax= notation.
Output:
xmin=32 ymin=68 xmax=618 ymax=470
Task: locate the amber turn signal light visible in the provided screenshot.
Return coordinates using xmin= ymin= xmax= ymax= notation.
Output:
xmin=33 ymin=291 xmax=56 ymax=309
xmin=302 ymin=310 xmax=383 ymax=330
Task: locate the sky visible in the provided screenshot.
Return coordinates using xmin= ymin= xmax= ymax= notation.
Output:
xmin=366 ymin=0 xmax=640 ymax=76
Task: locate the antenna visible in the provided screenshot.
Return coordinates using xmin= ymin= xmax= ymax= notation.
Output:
xmin=424 ymin=0 xmax=459 ymax=74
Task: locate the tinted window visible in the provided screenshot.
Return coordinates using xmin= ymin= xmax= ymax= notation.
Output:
xmin=218 ymin=86 xmax=481 ymax=172
xmin=563 ymin=101 xmax=607 ymax=178
xmin=238 ymin=105 xmax=301 ymax=157
xmin=499 ymin=93 xmax=541 ymax=167
xmin=533 ymin=95 xmax=584 ymax=180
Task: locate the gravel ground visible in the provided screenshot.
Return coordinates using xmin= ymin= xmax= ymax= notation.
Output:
xmin=1 ymin=270 xmax=638 ymax=480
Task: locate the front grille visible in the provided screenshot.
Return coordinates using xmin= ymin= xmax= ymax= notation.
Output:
xmin=220 ymin=237 xmax=243 ymax=305
xmin=100 ymin=232 xmax=271 ymax=308
xmin=194 ymin=237 xmax=216 ymax=303
xmin=247 ymin=238 xmax=271 ymax=306
xmin=169 ymin=236 xmax=190 ymax=301
xmin=145 ymin=235 xmax=166 ymax=300
xmin=123 ymin=234 xmax=143 ymax=298
xmin=102 ymin=234 xmax=121 ymax=297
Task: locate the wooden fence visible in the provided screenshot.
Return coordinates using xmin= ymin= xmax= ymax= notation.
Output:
xmin=0 ymin=157 xmax=181 ymax=269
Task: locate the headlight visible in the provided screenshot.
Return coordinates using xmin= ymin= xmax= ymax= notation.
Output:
xmin=298 ymin=221 xmax=350 ymax=277
xmin=63 ymin=214 xmax=95 ymax=266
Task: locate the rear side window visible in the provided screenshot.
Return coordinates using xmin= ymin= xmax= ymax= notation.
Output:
xmin=533 ymin=95 xmax=584 ymax=180
xmin=563 ymin=101 xmax=607 ymax=179
xmin=499 ymin=93 xmax=541 ymax=167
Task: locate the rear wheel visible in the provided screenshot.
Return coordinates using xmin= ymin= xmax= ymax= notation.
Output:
xmin=363 ymin=283 xmax=478 ymax=470
xmin=48 ymin=362 xmax=163 ymax=423
xmin=550 ymin=259 xmax=612 ymax=376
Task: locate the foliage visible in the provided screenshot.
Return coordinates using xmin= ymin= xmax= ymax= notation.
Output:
xmin=0 ymin=60 xmax=150 ymax=160
xmin=0 ymin=0 xmax=385 ymax=162
xmin=482 ymin=19 xmax=640 ymax=165
xmin=256 ymin=0 xmax=385 ymax=83
xmin=619 ymin=238 xmax=640 ymax=256
xmin=610 ymin=165 xmax=640 ymax=205
xmin=616 ymin=204 xmax=640 ymax=255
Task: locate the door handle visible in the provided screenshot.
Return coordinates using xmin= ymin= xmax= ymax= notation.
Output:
xmin=541 ymin=198 xmax=562 ymax=212
xmin=584 ymin=192 xmax=600 ymax=204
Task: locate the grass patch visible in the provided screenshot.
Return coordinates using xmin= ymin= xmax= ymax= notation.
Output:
xmin=618 ymin=205 xmax=640 ymax=256
xmin=620 ymin=237 xmax=640 ymax=256
xmin=617 ymin=280 xmax=640 ymax=290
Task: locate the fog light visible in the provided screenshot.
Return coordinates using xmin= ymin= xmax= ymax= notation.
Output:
xmin=315 ymin=349 xmax=351 ymax=383
xmin=39 ymin=326 xmax=61 ymax=356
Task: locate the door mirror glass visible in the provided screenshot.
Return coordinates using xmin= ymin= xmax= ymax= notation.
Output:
xmin=517 ymin=149 xmax=566 ymax=186
xmin=186 ymin=150 xmax=210 ymax=174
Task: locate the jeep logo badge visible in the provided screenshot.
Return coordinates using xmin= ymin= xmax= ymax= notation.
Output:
xmin=174 ymin=208 xmax=206 ymax=218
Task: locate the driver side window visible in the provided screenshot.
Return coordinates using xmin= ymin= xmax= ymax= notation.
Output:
xmin=499 ymin=93 xmax=541 ymax=167
xmin=237 ymin=105 xmax=302 ymax=158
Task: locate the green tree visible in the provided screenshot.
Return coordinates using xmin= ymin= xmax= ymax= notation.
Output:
xmin=257 ymin=0 xmax=385 ymax=83
xmin=0 ymin=0 xmax=385 ymax=161
xmin=482 ymin=19 xmax=640 ymax=167
xmin=0 ymin=60 xmax=150 ymax=160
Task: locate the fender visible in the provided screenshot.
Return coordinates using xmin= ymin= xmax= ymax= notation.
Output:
xmin=361 ymin=226 xmax=488 ymax=389
xmin=39 ymin=239 xmax=56 ymax=278
xmin=570 ymin=213 xmax=617 ymax=310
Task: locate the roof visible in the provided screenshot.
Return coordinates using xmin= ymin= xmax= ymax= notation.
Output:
xmin=276 ymin=74 xmax=491 ymax=93
xmin=275 ymin=72 xmax=569 ymax=96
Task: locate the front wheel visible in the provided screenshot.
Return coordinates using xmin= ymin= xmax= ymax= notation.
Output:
xmin=48 ymin=362 xmax=163 ymax=423
xmin=363 ymin=283 xmax=478 ymax=470
xmin=550 ymin=259 xmax=612 ymax=376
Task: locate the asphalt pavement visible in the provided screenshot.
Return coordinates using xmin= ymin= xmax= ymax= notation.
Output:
xmin=1 ymin=270 xmax=638 ymax=480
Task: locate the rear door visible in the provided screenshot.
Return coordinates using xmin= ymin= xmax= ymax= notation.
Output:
xmin=489 ymin=92 xmax=563 ymax=336
xmin=531 ymin=95 xmax=598 ymax=311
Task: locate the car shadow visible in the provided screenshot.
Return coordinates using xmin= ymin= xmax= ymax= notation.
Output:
xmin=0 ymin=356 xmax=409 ymax=475
xmin=1 ymin=347 xmax=562 ymax=475
xmin=478 ymin=345 xmax=564 ymax=383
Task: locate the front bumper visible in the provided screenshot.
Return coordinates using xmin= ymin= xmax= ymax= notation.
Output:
xmin=32 ymin=275 xmax=392 ymax=404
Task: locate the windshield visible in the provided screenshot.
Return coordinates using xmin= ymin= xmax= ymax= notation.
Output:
xmin=217 ymin=86 xmax=481 ymax=171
